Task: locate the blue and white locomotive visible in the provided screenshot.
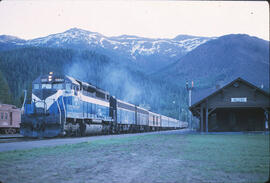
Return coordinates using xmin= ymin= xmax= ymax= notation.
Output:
xmin=21 ymin=72 xmax=187 ymax=137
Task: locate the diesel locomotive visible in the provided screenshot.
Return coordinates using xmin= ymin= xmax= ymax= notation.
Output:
xmin=21 ymin=72 xmax=187 ymax=137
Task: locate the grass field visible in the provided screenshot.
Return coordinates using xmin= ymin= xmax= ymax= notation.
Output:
xmin=0 ymin=133 xmax=269 ymax=183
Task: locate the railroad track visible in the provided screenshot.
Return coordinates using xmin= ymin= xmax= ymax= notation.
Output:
xmin=0 ymin=134 xmax=36 ymax=143
xmin=0 ymin=129 xmax=191 ymax=144
xmin=0 ymin=133 xmax=115 ymax=143
xmin=0 ymin=134 xmax=23 ymax=139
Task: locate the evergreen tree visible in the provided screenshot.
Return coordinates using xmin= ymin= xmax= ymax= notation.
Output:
xmin=0 ymin=71 xmax=12 ymax=104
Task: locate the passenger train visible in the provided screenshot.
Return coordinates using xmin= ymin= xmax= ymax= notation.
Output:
xmin=21 ymin=72 xmax=188 ymax=137
xmin=0 ymin=104 xmax=21 ymax=134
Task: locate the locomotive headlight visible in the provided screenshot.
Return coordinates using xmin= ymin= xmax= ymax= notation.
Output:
xmin=49 ymin=72 xmax=53 ymax=75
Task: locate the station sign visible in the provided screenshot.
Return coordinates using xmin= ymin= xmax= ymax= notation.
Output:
xmin=231 ymin=97 xmax=247 ymax=102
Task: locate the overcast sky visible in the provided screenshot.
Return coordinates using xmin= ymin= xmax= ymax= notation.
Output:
xmin=0 ymin=0 xmax=269 ymax=40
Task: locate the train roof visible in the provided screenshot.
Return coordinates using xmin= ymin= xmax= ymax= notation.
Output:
xmin=0 ymin=104 xmax=20 ymax=111
xmin=32 ymin=74 xmax=79 ymax=85
xmin=136 ymin=105 xmax=149 ymax=111
xmin=70 ymin=76 xmax=109 ymax=95
xmin=117 ymin=99 xmax=136 ymax=107
xmin=66 ymin=75 xmax=80 ymax=85
xmin=148 ymin=111 xmax=160 ymax=116
xmin=33 ymin=74 xmax=108 ymax=94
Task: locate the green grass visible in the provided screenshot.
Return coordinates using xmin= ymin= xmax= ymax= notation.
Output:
xmin=0 ymin=134 xmax=268 ymax=172
xmin=0 ymin=133 xmax=269 ymax=183
xmin=0 ymin=135 xmax=154 ymax=161
xmin=181 ymin=134 xmax=269 ymax=175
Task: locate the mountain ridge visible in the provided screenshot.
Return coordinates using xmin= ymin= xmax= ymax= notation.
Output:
xmin=150 ymin=33 xmax=269 ymax=96
xmin=0 ymin=28 xmax=213 ymax=72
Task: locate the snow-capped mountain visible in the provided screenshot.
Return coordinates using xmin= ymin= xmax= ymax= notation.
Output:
xmin=0 ymin=35 xmax=26 ymax=44
xmin=0 ymin=28 xmax=213 ymax=72
xmin=25 ymin=28 xmax=212 ymax=58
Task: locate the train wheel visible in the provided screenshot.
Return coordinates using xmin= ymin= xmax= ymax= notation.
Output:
xmin=5 ymin=128 xmax=13 ymax=134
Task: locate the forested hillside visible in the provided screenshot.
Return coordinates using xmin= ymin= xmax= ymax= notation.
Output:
xmin=0 ymin=47 xmax=187 ymax=119
xmin=150 ymin=34 xmax=270 ymax=103
xmin=0 ymin=70 xmax=12 ymax=104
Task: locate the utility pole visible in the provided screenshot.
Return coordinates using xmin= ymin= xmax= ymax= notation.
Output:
xmin=186 ymin=81 xmax=193 ymax=129
xmin=172 ymin=100 xmax=180 ymax=121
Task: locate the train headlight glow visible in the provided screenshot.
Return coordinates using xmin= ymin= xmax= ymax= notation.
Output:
xmin=48 ymin=75 xmax=52 ymax=82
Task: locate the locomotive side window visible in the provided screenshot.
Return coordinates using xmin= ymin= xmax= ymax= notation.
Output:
xmin=34 ymin=84 xmax=39 ymax=89
xmin=66 ymin=84 xmax=71 ymax=90
xmin=73 ymin=85 xmax=79 ymax=90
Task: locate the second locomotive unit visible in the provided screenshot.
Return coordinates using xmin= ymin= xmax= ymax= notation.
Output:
xmin=21 ymin=72 xmax=187 ymax=137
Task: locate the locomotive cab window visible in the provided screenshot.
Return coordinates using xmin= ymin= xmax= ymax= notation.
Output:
xmin=34 ymin=84 xmax=39 ymax=89
xmin=53 ymin=83 xmax=63 ymax=89
xmin=42 ymin=84 xmax=52 ymax=89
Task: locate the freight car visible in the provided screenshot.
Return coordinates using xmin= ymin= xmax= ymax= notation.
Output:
xmin=0 ymin=104 xmax=21 ymax=134
xmin=21 ymin=73 xmax=187 ymax=138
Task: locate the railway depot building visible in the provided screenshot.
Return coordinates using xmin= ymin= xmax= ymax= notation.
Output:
xmin=189 ymin=78 xmax=270 ymax=132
